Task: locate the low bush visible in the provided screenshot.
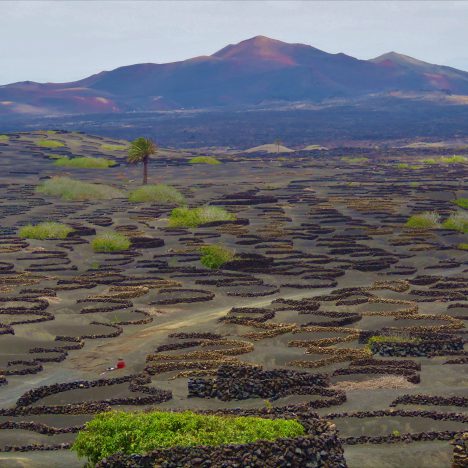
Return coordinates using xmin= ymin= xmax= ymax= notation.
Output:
xmin=37 ymin=176 xmax=123 ymax=201
xmin=458 ymin=243 xmax=468 ymax=250
xmin=442 ymin=212 xmax=468 ymax=233
xmin=189 ymin=156 xmax=221 ymax=165
xmin=341 ymin=157 xmax=369 ymax=164
xmin=169 ymin=206 xmax=236 ymax=228
xmin=396 ymin=163 xmax=420 ymax=170
xmin=421 ymin=158 xmax=438 ymax=164
xmin=54 ymin=156 xmax=117 ymax=169
xmin=0 ymin=134 xmax=8 ymax=141
xmin=453 ymin=198 xmax=468 ymax=209
xmin=440 ymin=155 xmax=467 ymax=164
xmin=366 ymin=335 xmax=419 ymax=351
xmin=37 ymin=139 xmax=65 ymax=148
xmin=19 ymin=222 xmax=73 ymax=240
xmin=405 ymin=212 xmax=440 ymax=229
xmin=422 ymin=156 xmax=467 ymax=165
xmin=71 ymin=410 xmax=305 ymax=464
xmin=91 ymin=232 xmax=131 ymax=252
xmin=128 ymin=184 xmax=185 ymax=204
xmin=200 ymin=244 xmax=235 ymax=269
xmin=101 ymin=144 xmax=128 ymax=151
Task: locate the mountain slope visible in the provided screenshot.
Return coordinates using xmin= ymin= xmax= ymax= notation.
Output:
xmin=1 ymin=36 xmax=468 ymax=115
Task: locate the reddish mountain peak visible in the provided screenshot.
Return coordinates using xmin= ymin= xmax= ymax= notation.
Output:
xmin=371 ymin=52 xmax=431 ymax=69
xmin=212 ymin=35 xmax=322 ymax=66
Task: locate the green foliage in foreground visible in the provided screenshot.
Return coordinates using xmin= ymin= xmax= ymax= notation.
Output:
xmin=54 ymin=156 xmax=117 ymax=169
xmin=405 ymin=212 xmax=440 ymax=230
xmin=169 ymin=206 xmax=236 ymax=228
xmin=458 ymin=243 xmax=468 ymax=250
xmin=442 ymin=212 xmax=468 ymax=233
xmin=341 ymin=156 xmax=369 ymax=164
xmin=200 ymin=244 xmax=235 ymax=269
xmin=72 ymin=410 xmax=305 ymax=464
xmin=19 ymin=222 xmax=73 ymax=240
xmin=101 ymin=143 xmax=128 ymax=151
xmin=189 ymin=156 xmax=221 ymax=165
xmin=453 ymin=198 xmax=468 ymax=209
xmin=91 ymin=232 xmax=131 ymax=252
xmin=37 ymin=139 xmax=65 ymax=148
xmin=37 ymin=177 xmax=122 ymax=201
xmin=128 ymin=184 xmax=185 ymax=204
xmin=0 ymin=134 xmax=8 ymax=141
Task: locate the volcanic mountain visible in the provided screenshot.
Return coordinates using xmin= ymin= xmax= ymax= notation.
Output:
xmin=1 ymin=36 xmax=468 ymax=115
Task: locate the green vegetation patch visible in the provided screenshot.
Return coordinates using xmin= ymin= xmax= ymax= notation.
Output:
xmin=37 ymin=139 xmax=65 ymax=148
xmin=0 ymin=134 xmax=9 ymax=141
xmin=189 ymin=156 xmax=221 ymax=165
xmin=453 ymin=198 xmax=468 ymax=209
xmin=405 ymin=212 xmax=440 ymax=230
xmin=341 ymin=156 xmax=369 ymax=164
xmin=72 ymin=410 xmax=305 ymax=464
xmin=128 ymin=184 xmax=185 ymax=204
xmin=458 ymin=243 xmax=468 ymax=250
xmin=422 ymin=155 xmax=467 ymax=165
xmin=101 ymin=144 xmax=128 ymax=151
xmin=366 ymin=335 xmax=419 ymax=351
xmin=54 ymin=156 xmax=117 ymax=169
xmin=200 ymin=244 xmax=235 ymax=269
xmin=397 ymin=163 xmax=420 ymax=170
xmin=19 ymin=222 xmax=73 ymax=240
xmin=442 ymin=212 xmax=468 ymax=233
xmin=37 ymin=176 xmax=123 ymax=201
xmin=169 ymin=206 xmax=236 ymax=228
xmin=91 ymin=231 xmax=131 ymax=252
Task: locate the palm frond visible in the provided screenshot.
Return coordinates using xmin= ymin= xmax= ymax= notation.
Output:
xmin=127 ymin=137 xmax=157 ymax=164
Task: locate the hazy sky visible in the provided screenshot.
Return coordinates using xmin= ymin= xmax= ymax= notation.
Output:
xmin=2 ymin=1 xmax=468 ymax=84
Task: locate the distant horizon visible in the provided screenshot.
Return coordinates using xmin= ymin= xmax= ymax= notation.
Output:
xmin=2 ymin=34 xmax=468 ymax=87
xmin=2 ymin=1 xmax=468 ymax=84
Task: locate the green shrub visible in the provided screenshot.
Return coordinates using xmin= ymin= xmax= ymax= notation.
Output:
xmin=200 ymin=244 xmax=235 ymax=269
xmin=405 ymin=212 xmax=440 ymax=229
xmin=37 ymin=139 xmax=65 ymax=148
xmin=91 ymin=232 xmax=131 ymax=252
xmin=423 ymin=155 xmax=468 ymax=165
xmin=19 ymin=222 xmax=73 ymax=240
xmin=442 ymin=212 xmax=468 ymax=233
xmin=101 ymin=144 xmax=128 ymax=151
xmin=71 ymin=410 xmax=305 ymax=464
xmin=458 ymin=243 xmax=468 ymax=250
xmin=440 ymin=155 xmax=467 ymax=164
xmin=341 ymin=157 xmax=369 ymax=164
xmin=189 ymin=156 xmax=221 ymax=165
xmin=169 ymin=206 xmax=236 ymax=228
xmin=421 ymin=158 xmax=437 ymax=164
xmin=54 ymin=156 xmax=117 ymax=169
xmin=366 ymin=335 xmax=418 ymax=351
xmin=0 ymin=134 xmax=8 ymax=141
xmin=37 ymin=176 xmax=122 ymax=201
xmin=453 ymin=198 xmax=468 ymax=209
xmin=128 ymin=184 xmax=185 ymax=204
xmin=396 ymin=163 xmax=410 ymax=169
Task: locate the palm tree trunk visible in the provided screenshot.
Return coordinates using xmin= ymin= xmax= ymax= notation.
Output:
xmin=143 ymin=157 xmax=148 ymax=185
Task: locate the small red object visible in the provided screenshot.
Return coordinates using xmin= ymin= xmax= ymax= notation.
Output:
xmin=116 ymin=359 xmax=126 ymax=369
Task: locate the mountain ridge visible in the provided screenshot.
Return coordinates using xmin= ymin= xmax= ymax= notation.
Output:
xmin=1 ymin=36 xmax=467 ymax=116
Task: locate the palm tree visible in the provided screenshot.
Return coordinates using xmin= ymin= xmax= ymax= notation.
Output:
xmin=127 ymin=137 xmax=157 ymax=185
